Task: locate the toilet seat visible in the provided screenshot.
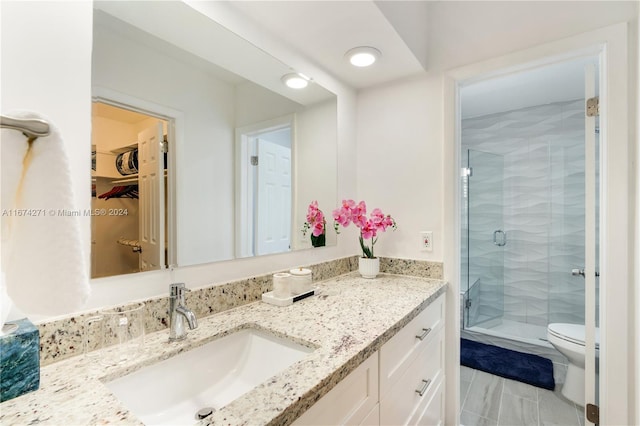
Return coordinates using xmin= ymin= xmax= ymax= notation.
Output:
xmin=548 ymin=323 xmax=600 ymax=349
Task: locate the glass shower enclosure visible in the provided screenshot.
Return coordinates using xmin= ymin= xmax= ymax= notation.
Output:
xmin=462 ymin=149 xmax=505 ymax=330
xmin=460 ymin=98 xmax=598 ymax=345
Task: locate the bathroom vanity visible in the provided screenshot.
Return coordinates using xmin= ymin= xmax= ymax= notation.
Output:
xmin=0 ymin=273 xmax=446 ymax=425
xmin=294 ymin=291 xmax=445 ymax=425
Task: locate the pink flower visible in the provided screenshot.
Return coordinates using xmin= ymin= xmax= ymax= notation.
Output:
xmin=312 ymin=221 xmax=325 ymax=237
xmin=332 ymin=208 xmax=351 ymax=227
xmin=332 ymin=199 xmax=397 ymax=258
xmin=306 ymin=201 xmax=321 ymax=224
xmin=360 ymin=220 xmax=377 ymax=240
xmin=332 ymin=199 xmax=355 ymax=228
xmin=351 ymin=201 xmax=367 ymax=228
xmin=382 ymin=215 xmax=395 ymax=229
xmin=370 ymin=208 xmax=386 ymax=230
xmin=302 ymin=201 xmax=326 ymax=238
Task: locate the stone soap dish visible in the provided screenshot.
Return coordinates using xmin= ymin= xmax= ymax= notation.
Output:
xmin=262 ymin=288 xmax=318 ymax=307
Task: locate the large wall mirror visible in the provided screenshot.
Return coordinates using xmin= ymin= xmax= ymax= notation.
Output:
xmin=91 ymin=1 xmax=337 ymax=279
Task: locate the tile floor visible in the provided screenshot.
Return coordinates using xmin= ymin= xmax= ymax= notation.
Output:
xmin=460 ymin=364 xmax=585 ymax=426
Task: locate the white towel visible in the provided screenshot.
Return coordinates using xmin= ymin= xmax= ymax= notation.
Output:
xmin=1 ymin=110 xmax=90 ymax=315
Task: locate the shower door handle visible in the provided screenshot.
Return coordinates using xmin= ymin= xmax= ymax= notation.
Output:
xmin=493 ymin=230 xmax=506 ymax=246
xmin=572 ymin=268 xmax=600 ymax=278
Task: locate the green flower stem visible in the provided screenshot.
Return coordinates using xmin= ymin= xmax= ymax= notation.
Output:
xmin=359 ymin=234 xmax=377 ymax=258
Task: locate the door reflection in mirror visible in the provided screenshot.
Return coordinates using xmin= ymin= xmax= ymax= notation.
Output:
xmin=236 ymin=116 xmax=292 ymax=258
xmin=91 ymin=102 xmax=169 ymax=278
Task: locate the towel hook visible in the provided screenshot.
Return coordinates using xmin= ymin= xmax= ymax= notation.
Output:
xmin=1 ymin=115 xmax=50 ymax=139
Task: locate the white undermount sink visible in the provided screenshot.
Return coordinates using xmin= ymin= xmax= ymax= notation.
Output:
xmin=105 ymin=328 xmax=314 ymax=425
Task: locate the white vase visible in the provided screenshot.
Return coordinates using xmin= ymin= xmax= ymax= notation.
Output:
xmin=358 ymin=257 xmax=380 ymax=279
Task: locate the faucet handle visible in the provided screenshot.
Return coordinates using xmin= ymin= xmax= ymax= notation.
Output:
xmin=170 ymin=282 xmax=186 ymax=297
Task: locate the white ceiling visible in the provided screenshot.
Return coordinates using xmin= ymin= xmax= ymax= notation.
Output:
xmin=226 ymin=1 xmax=633 ymax=115
xmin=461 ymin=56 xmax=600 ymax=119
xmin=225 ymin=1 xmax=427 ymax=89
xmin=95 ymin=1 xmax=335 ymax=106
xmin=96 ymin=1 xmax=635 ymax=115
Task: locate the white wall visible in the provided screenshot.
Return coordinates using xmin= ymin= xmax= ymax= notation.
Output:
xmin=234 ymin=81 xmax=302 ymax=127
xmin=0 ymin=0 xmax=93 ymax=266
xmin=294 ymin=100 xmax=338 ymax=250
xmin=634 ymin=5 xmax=640 ymax=425
xmin=356 ymin=2 xmax=638 ymax=423
xmin=356 ymin=75 xmax=443 ymax=259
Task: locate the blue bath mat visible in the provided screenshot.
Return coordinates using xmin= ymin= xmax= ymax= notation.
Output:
xmin=461 ymin=338 xmax=555 ymax=390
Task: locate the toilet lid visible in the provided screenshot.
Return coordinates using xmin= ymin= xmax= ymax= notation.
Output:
xmin=548 ymin=323 xmax=600 ymax=349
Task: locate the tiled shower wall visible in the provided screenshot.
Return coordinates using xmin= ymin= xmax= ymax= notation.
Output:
xmin=461 ymin=99 xmax=589 ymax=329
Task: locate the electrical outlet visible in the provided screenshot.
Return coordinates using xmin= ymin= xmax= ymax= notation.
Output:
xmin=420 ymin=231 xmax=433 ymax=252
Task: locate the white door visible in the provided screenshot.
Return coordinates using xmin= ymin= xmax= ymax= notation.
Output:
xmin=583 ymin=63 xmax=598 ymax=424
xmin=138 ymin=122 xmax=165 ymax=272
xmin=256 ymin=138 xmax=291 ymax=255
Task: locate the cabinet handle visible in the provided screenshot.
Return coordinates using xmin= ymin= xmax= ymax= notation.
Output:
xmin=415 ymin=328 xmax=432 ymax=340
xmin=415 ymin=379 xmax=431 ymax=396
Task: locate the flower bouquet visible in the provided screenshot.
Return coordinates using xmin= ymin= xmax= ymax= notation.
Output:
xmin=302 ymin=201 xmax=326 ymax=247
xmin=333 ymin=199 xmax=397 ymax=278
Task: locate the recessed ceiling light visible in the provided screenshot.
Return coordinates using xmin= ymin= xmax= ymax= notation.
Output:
xmin=281 ymin=73 xmax=310 ymax=89
xmin=345 ymin=46 xmax=381 ymax=67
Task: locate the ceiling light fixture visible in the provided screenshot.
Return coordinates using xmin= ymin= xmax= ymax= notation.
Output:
xmin=345 ymin=46 xmax=381 ymax=67
xmin=281 ymin=73 xmax=310 ymax=89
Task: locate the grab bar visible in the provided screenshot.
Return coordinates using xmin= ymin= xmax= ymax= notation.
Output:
xmin=1 ymin=115 xmax=50 ymax=138
xmin=493 ymin=230 xmax=506 ymax=246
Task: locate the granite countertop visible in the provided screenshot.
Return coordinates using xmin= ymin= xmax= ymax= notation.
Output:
xmin=0 ymin=273 xmax=446 ymax=426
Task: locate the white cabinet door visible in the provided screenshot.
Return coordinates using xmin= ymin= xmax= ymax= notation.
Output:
xmin=359 ymin=403 xmax=380 ymax=426
xmin=293 ymin=352 xmax=379 ymax=426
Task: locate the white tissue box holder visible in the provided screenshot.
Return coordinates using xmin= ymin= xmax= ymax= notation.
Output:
xmin=262 ymin=288 xmax=317 ymax=307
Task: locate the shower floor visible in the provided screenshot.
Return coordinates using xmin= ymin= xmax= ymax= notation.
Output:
xmin=463 ymin=318 xmax=566 ymax=364
xmin=471 ymin=319 xmax=548 ymax=341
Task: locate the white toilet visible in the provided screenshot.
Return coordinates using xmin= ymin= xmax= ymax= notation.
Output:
xmin=547 ymin=323 xmax=600 ymax=406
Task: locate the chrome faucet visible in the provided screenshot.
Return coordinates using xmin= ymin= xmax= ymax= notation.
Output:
xmin=169 ymin=283 xmax=198 ymax=341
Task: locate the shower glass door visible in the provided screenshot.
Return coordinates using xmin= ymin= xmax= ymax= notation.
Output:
xmin=465 ymin=149 xmax=505 ymax=328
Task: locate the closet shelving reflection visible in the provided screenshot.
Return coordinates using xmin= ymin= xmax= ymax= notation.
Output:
xmin=110 ymin=170 xmax=167 ymax=185
xmin=111 ymin=174 xmax=139 ymax=185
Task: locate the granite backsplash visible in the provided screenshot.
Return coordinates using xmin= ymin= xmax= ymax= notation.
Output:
xmin=36 ymin=256 xmax=443 ymax=366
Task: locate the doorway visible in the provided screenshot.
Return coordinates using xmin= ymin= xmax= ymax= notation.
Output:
xmin=445 ymin=23 xmax=631 ymax=426
xmin=235 ymin=115 xmax=294 ymax=258
xmin=457 ymin=56 xmax=601 ymax=424
xmin=91 ymin=101 xmax=169 ymax=278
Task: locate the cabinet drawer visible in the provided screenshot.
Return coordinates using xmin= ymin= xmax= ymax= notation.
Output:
xmin=411 ymin=376 xmax=444 ymax=426
xmin=380 ymin=329 xmax=444 ymax=426
xmin=293 ymin=351 xmax=379 ymax=426
xmin=380 ymin=294 xmax=444 ymax=398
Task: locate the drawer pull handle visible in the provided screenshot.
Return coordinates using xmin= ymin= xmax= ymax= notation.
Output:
xmin=416 ymin=328 xmax=432 ymax=340
xmin=415 ymin=379 xmax=431 ymax=396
